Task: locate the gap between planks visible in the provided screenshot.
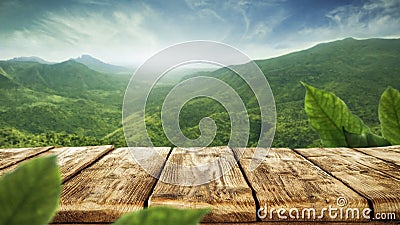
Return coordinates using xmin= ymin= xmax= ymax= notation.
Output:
xmin=1 ymin=146 xmax=400 ymax=224
xmin=148 ymin=146 xmax=256 ymax=223
xmin=0 ymin=145 xmax=114 ymax=182
xmin=52 ymin=146 xmax=400 ymax=223
xmin=53 ymin=147 xmax=171 ymax=223
xmin=233 ymin=148 xmax=369 ymax=222
xmin=52 ymin=221 xmax=400 ymax=225
xmin=294 ymin=147 xmax=400 ymax=221
xmin=352 ymin=145 xmax=400 ymax=168
xmin=0 ymin=146 xmax=54 ymax=170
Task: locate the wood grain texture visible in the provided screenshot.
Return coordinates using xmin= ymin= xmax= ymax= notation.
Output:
xmin=0 ymin=146 xmax=113 ymax=180
xmin=234 ymin=148 xmax=369 ymax=222
xmin=353 ymin=145 xmax=400 ymax=167
xmin=46 ymin=145 xmax=114 ymax=181
xmin=0 ymin=146 xmax=53 ymax=170
xmin=201 ymin=222 xmax=399 ymax=225
xmin=2 ymin=146 xmax=399 ymax=224
xmin=149 ymin=146 xmax=256 ymax=223
xmin=53 ymin=147 xmax=170 ymax=223
xmin=55 ymin=221 xmax=399 ymax=225
xmin=295 ymin=147 xmax=400 ymax=220
xmin=296 ymin=147 xmax=400 ymax=180
xmin=53 ymin=221 xmax=399 ymax=225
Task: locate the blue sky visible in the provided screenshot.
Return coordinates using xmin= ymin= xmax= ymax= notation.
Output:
xmin=0 ymin=0 xmax=399 ymax=66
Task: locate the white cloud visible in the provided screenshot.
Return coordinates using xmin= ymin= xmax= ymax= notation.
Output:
xmin=197 ymin=8 xmax=226 ymax=22
xmin=277 ymin=0 xmax=400 ymax=51
xmin=0 ymin=0 xmax=398 ymax=66
xmin=71 ymin=0 xmax=111 ymax=6
xmin=324 ymin=0 xmax=400 ymax=38
xmin=184 ymin=1 xmax=226 ymax=23
xmin=185 ymin=0 xmax=210 ymax=9
xmin=0 ymin=4 xmax=163 ymax=66
xmin=243 ymin=10 xmax=288 ymax=41
xmin=223 ymin=0 xmax=251 ymax=36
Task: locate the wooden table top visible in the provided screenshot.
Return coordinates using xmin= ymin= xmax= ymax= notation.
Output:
xmin=1 ymin=145 xmax=399 ymax=224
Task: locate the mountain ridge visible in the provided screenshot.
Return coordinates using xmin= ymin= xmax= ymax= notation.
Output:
xmin=1 ymin=37 xmax=400 ymax=148
xmin=6 ymin=55 xmax=133 ymax=75
xmin=72 ymin=54 xmax=132 ymax=74
xmin=9 ymin=56 xmax=53 ymax=64
xmin=0 ymin=59 xmax=130 ymax=97
xmin=175 ymin=37 xmax=400 ymax=147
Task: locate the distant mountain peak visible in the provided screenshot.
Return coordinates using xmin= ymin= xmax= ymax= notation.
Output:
xmin=72 ymin=55 xmax=131 ymax=74
xmin=75 ymin=54 xmax=98 ymax=61
xmin=79 ymin=54 xmax=92 ymax=58
xmin=58 ymin=59 xmax=88 ymax=67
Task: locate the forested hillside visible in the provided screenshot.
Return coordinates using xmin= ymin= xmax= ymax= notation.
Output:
xmin=260 ymin=38 xmax=400 ymax=146
xmin=1 ymin=38 xmax=399 ymax=148
xmin=0 ymin=60 xmax=130 ymax=147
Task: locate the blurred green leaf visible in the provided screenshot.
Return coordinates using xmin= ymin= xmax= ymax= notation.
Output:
xmin=302 ymin=82 xmax=370 ymax=147
xmin=112 ymin=207 xmax=211 ymax=225
xmin=379 ymin=87 xmax=400 ymax=145
xmin=0 ymin=156 xmax=61 ymax=225
xmin=344 ymin=129 xmax=390 ymax=147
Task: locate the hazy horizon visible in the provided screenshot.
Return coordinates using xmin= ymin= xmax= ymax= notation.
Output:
xmin=3 ymin=36 xmax=400 ymax=69
xmin=1 ymin=0 xmax=399 ymax=67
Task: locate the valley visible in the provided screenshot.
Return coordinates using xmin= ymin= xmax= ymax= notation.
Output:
xmin=1 ymin=38 xmax=399 ymax=148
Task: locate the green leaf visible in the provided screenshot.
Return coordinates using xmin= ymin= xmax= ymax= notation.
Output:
xmin=379 ymin=87 xmax=400 ymax=145
xmin=344 ymin=129 xmax=390 ymax=148
xmin=343 ymin=129 xmax=368 ymax=147
xmin=366 ymin=133 xmax=391 ymax=147
xmin=0 ymin=156 xmax=61 ymax=225
xmin=302 ymin=82 xmax=370 ymax=147
xmin=112 ymin=207 xmax=211 ymax=225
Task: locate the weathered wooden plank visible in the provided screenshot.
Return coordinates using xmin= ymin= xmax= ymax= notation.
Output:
xmin=54 ymin=223 xmax=397 ymax=225
xmin=206 ymin=222 xmax=397 ymax=225
xmin=234 ymin=148 xmax=369 ymax=222
xmin=149 ymin=146 xmax=256 ymax=223
xmin=0 ymin=146 xmax=114 ymax=180
xmin=53 ymin=221 xmax=399 ymax=225
xmin=47 ymin=145 xmax=114 ymax=181
xmin=295 ymin=147 xmax=400 ymax=180
xmin=204 ymin=222 xmax=399 ymax=225
xmin=0 ymin=146 xmax=53 ymax=170
xmin=295 ymin=147 xmax=400 ymax=220
xmin=53 ymin=147 xmax=170 ymax=223
xmin=353 ymin=146 xmax=400 ymax=167
xmin=53 ymin=222 xmax=398 ymax=225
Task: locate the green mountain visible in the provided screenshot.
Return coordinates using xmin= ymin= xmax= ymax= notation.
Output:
xmin=0 ymin=73 xmax=18 ymax=89
xmin=174 ymin=38 xmax=400 ymax=147
xmin=0 ymin=60 xmax=128 ymax=97
xmin=9 ymin=56 xmax=53 ymax=64
xmin=0 ymin=37 xmax=399 ymax=148
xmin=0 ymin=60 xmax=130 ymax=147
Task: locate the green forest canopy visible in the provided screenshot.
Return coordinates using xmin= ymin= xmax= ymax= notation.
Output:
xmin=0 ymin=38 xmax=399 ymax=148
